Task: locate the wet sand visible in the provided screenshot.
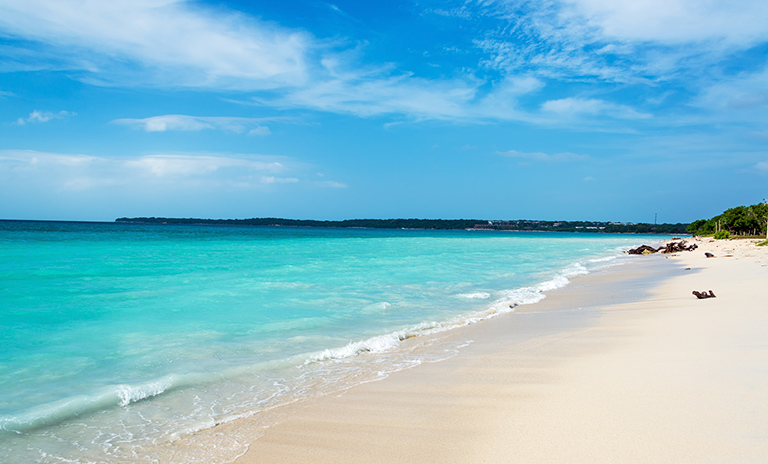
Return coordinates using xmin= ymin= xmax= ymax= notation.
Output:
xmin=230 ymin=237 xmax=768 ymax=463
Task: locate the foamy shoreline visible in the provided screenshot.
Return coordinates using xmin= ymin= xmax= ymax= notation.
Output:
xmin=224 ymin=237 xmax=768 ymax=463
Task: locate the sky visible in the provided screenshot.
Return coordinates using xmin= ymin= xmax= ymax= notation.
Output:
xmin=0 ymin=0 xmax=767 ymax=223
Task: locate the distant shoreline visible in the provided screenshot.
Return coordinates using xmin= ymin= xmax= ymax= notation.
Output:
xmin=114 ymin=217 xmax=689 ymax=234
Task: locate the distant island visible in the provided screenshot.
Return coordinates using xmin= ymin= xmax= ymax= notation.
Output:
xmin=115 ymin=217 xmax=689 ymax=234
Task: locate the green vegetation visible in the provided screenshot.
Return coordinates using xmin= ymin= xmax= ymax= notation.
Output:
xmin=713 ymin=230 xmax=731 ymax=240
xmin=686 ymin=202 xmax=768 ymax=238
xmin=758 ymin=239 xmax=768 ymax=247
xmin=115 ymin=217 xmax=689 ymax=234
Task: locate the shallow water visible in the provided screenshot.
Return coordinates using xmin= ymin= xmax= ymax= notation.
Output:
xmin=0 ymin=221 xmax=669 ymax=463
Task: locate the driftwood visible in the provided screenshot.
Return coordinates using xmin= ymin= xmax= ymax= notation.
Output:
xmin=626 ymin=240 xmax=698 ymax=255
xmin=692 ymin=290 xmax=716 ymax=299
xmin=660 ymin=240 xmax=698 ymax=253
xmin=626 ymin=245 xmax=658 ymax=255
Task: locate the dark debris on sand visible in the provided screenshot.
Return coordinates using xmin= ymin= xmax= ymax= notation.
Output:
xmin=626 ymin=241 xmax=698 ymax=255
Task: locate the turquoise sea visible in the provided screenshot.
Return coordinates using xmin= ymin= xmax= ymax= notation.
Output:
xmin=0 ymin=221 xmax=668 ymax=463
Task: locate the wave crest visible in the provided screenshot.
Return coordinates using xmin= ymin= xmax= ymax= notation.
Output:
xmin=1 ymin=376 xmax=177 ymax=434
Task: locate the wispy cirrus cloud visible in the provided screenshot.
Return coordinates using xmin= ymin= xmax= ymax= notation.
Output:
xmin=694 ymin=66 xmax=768 ymax=113
xmin=244 ymin=72 xmax=549 ymax=123
xmin=112 ymin=114 xmax=276 ymax=135
xmin=0 ymin=149 xmax=297 ymax=189
xmin=0 ymin=0 xmax=310 ymax=90
xmin=123 ymin=154 xmax=283 ymax=178
xmin=0 ymin=0 xmax=638 ymax=126
xmin=470 ymin=0 xmax=768 ymax=84
xmin=498 ymin=149 xmax=589 ymax=162
xmin=0 ymin=149 xmax=348 ymax=219
xmin=3 ymin=0 xmax=764 ymax=129
xmin=562 ymin=0 xmax=768 ymax=46
xmin=0 ymin=150 xmax=348 ymax=194
xmin=541 ymin=97 xmax=651 ymax=119
xmin=16 ymin=110 xmax=74 ymax=125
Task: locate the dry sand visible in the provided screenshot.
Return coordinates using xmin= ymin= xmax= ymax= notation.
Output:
xmin=231 ymin=237 xmax=768 ymax=463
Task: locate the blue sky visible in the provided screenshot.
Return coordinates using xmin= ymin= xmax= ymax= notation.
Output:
xmin=1 ymin=0 xmax=766 ymax=223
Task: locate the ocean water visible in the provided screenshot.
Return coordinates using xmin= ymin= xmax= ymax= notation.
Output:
xmin=0 ymin=221 xmax=669 ymax=463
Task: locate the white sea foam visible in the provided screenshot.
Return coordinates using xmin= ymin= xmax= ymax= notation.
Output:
xmin=447 ymin=261 xmax=594 ymax=328
xmin=1 ymin=376 xmax=182 ymax=434
xmin=456 ymin=292 xmax=491 ymax=299
xmin=116 ymin=376 xmax=175 ymax=407
xmin=361 ymin=301 xmax=392 ymax=313
xmin=305 ymin=321 xmax=443 ymax=364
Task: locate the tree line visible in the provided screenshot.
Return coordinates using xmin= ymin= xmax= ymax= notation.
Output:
xmin=115 ymin=217 xmax=689 ymax=234
xmin=686 ymin=202 xmax=768 ymax=237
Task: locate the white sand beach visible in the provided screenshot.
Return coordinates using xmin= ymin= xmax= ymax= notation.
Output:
xmin=222 ymin=237 xmax=768 ymax=463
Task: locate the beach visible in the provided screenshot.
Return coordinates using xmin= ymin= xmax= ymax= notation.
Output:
xmin=229 ymin=237 xmax=768 ymax=463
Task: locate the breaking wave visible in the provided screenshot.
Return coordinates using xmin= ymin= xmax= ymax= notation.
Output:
xmin=1 ymin=376 xmax=179 ymax=434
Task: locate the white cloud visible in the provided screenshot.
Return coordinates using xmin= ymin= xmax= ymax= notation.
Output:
xmin=258 ymin=73 xmax=479 ymax=120
xmin=0 ymin=0 xmax=310 ymax=90
xmin=16 ymin=110 xmax=74 ymax=125
xmin=0 ymin=149 xmax=350 ymax=219
xmin=0 ymin=149 xmax=356 ymax=203
xmin=756 ymin=161 xmax=768 ymax=174
xmin=541 ymin=97 xmax=650 ymax=119
xmin=5 ymin=0 xmax=757 ymax=127
xmin=561 ymin=0 xmax=768 ymax=46
xmin=0 ymin=1 xmax=671 ymax=125
xmin=248 ymin=72 xmax=547 ymax=122
xmin=260 ymin=176 xmax=299 ymax=184
xmin=0 ymin=150 xmax=291 ymax=189
xmin=123 ymin=154 xmax=283 ymax=178
xmin=475 ymin=0 xmax=768 ymax=85
xmin=113 ymin=114 xmax=275 ymax=134
xmin=316 ymin=180 xmax=347 ymax=188
xmin=248 ymin=126 xmax=272 ymax=136
xmin=499 ymin=149 xmax=590 ymax=162
xmin=0 ymin=1 xmax=552 ymax=124
xmin=695 ymin=66 xmax=768 ymax=112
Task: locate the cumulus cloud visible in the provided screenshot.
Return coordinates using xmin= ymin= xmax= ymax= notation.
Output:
xmin=499 ymin=149 xmax=590 ymax=162
xmin=113 ymin=114 xmax=274 ymax=134
xmin=16 ymin=110 xmax=74 ymax=125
